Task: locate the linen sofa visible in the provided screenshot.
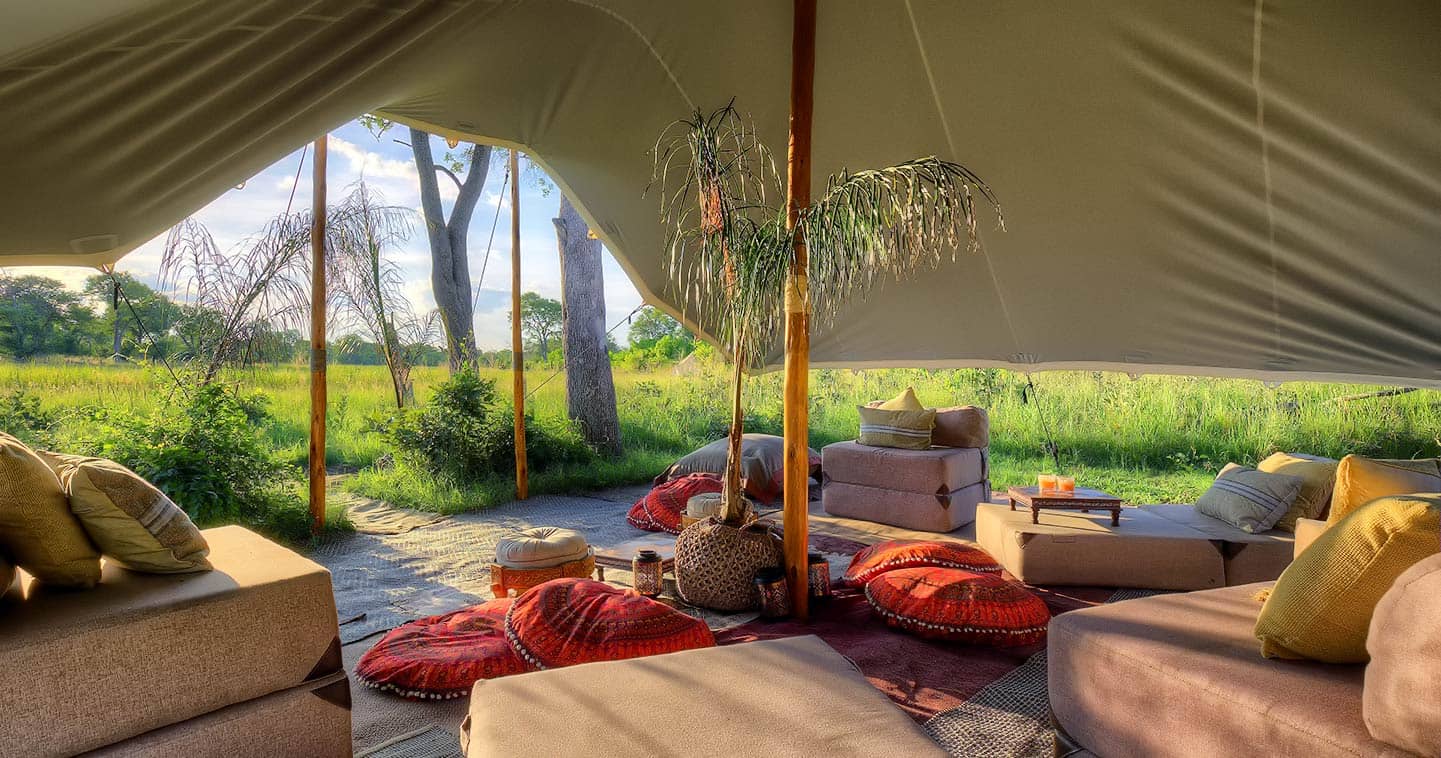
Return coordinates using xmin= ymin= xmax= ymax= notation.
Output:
xmin=461 ymin=635 xmax=945 ymax=757
xmin=0 ymin=526 xmax=350 ymax=758
xmin=1048 ymin=526 xmax=1439 ymax=757
xmin=975 ymin=502 xmax=1296 ymax=590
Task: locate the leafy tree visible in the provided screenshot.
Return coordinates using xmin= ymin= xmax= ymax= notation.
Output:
xmin=83 ymin=272 xmax=183 ymax=360
xmin=0 ymin=275 xmax=85 ymax=359
xmin=513 ymin=292 xmax=563 ymax=358
xmin=627 ymin=306 xmax=693 ymax=350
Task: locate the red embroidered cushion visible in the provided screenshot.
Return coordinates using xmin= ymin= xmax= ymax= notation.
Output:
xmin=843 ymin=540 xmax=1000 ymax=585
xmin=631 ymin=473 xmax=722 ymax=534
xmin=864 ymin=567 xmax=1050 ymax=646
xmin=355 ymin=598 xmax=531 ymax=700
xmin=505 ymin=578 xmax=715 ymax=669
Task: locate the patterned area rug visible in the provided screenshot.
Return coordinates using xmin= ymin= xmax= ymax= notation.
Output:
xmin=922 ymin=588 xmax=1166 ymax=757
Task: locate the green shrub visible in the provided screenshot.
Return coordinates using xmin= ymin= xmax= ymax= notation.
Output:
xmin=0 ymin=389 xmax=59 ymax=448
xmin=84 ymin=383 xmax=313 ymax=541
xmin=378 ymin=370 xmax=594 ymax=484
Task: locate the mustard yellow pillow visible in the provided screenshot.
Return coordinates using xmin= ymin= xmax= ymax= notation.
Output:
xmin=877 ymin=387 xmax=925 ymax=412
xmin=857 ymin=406 xmax=935 ymax=450
xmin=1257 ymin=452 xmax=1337 ymax=531
xmin=1255 ymin=493 xmax=1440 ymax=663
xmin=44 ymin=452 xmax=211 ymax=574
xmin=1329 ymin=455 xmax=1441 ymax=525
xmin=0 ymin=433 xmax=100 ymax=588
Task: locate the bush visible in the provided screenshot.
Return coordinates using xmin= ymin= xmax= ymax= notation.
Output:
xmin=379 ymin=370 xmax=594 ymax=484
xmin=85 ymin=383 xmax=313 ymax=541
xmin=0 ymin=389 xmax=59 ymax=448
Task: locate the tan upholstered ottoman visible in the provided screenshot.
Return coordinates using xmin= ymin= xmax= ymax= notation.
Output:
xmin=975 ymin=503 xmax=1226 ymax=590
xmin=1141 ymin=504 xmax=1295 ymax=585
xmin=821 ymin=441 xmax=989 ymax=533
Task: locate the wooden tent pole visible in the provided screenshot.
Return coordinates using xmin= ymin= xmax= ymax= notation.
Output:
xmin=783 ymin=0 xmax=817 ymax=619
xmin=510 ymin=149 xmax=529 ymax=500
xmin=308 ymin=135 xmax=328 ymax=536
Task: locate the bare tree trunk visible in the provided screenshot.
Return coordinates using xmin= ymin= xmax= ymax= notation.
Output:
xmin=411 ymin=128 xmax=488 ymax=373
xmin=553 ymin=195 xmax=621 ymax=455
xmin=722 ymin=337 xmax=745 ymax=522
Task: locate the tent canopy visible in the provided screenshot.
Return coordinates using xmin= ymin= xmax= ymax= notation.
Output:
xmin=2 ymin=0 xmax=1439 ymax=385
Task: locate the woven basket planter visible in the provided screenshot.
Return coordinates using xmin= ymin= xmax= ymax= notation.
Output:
xmin=674 ymin=515 xmax=783 ymax=611
xmin=490 ymin=551 xmax=596 ymax=598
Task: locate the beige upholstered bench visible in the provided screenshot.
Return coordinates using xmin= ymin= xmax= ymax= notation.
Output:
xmin=821 ymin=441 xmax=989 ymax=533
xmin=461 ymin=635 xmax=946 ymax=757
xmin=0 ymin=526 xmax=349 ymax=758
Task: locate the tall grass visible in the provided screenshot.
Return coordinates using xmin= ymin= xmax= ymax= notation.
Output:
xmin=5 ymin=358 xmax=1439 ymax=510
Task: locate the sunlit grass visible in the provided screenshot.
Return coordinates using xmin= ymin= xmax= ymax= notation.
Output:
xmin=6 ymin=358 xmax=1440 ymax=512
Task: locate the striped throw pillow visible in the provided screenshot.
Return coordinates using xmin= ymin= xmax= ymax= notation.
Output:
xmin=857 ymin=406 xmax=935 ymax=450
xmin=1196 ymin=463 xmax=1303 ymax=533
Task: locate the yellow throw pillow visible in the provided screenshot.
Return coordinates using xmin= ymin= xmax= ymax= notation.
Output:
xmin=1329 ymin=455 xmax=1441 ymax=525
xmin=1257 ymin=452 xmax=1338 ymax=532
xmin=1254 ymin=493 xmax=1440 ymax=663
xmin=0 ymin=434 xmax=100 ymax=588
xmin=45 ymin=453 xmax=211 ymax=574
xmin=857 ymin=406 xmax=935 ymax=450
xmin=877 ymin=387 xmax=925 ymax=412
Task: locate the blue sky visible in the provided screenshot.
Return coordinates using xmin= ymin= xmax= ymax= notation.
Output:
xmin=23 ymin=119 xmax=646 ymax=350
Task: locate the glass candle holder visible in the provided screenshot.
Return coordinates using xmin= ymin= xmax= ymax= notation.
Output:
xmin=1038 ymin=474 xmax=1058 ymax=493
xmin=807 ymin=551 xmax=832 ymax=600
xmin=754 ymin=566 xmax=791 ymax=619
xmin=1057 ymin=475 xmax=1076 ymax=494
xmin=632 ymin=549 xmax=664 ymax=597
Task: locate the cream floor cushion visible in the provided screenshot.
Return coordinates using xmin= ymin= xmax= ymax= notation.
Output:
xmin=0 ymin=526 xmax=341 ymax=757
xmin=1049 ymin=584 xmax=1410 ymax=758
xmin=462 ymin=635 xmax=946 ymax=758
xmin=822 ymin=441 xmax=986 ymax=493
xmin=493 ymin=526 xmax=589 ymax=569
xmin=823 ymin=480 xmax=986 ymax=533
xmin=1142 ymin=504 xmax=1295 ymax=585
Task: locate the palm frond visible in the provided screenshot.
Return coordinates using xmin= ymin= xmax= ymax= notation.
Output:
xmin=801 ymin=156 xmax=1002 ymax=329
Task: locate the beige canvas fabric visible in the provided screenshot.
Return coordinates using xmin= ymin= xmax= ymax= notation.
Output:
xmin=462 ymin=635 xmax=946 ymax=757
xmin=1049 ymin=583 xmax=1409 ymax=758
xmin=86 ymin=672 xmax=352 ymax=758
xmin=1141 ymin=504 xmax=1295 ymax=585
xmin=44 ymin=453 xmax=210 ymax=574
xmin=0 ymin=526 xmax=341 ymax=757
xmin=1364 ymin=554 xmax=1441 ymax=756
xmin=0 ymin=433 xmax=100 ymax=588
xmin=975 ymin=503 xmax=1227 ymax=590
xmin=2 ymin=3 xmax=1439 ymax=387
xmin=822 ymin=481 xmax=985 ymax=534
xmin=823 ymin=440 xmax=985 ymax=494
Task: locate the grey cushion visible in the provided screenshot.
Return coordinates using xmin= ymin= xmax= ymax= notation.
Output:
xmin=1195 ymin=463 xmax=1303 ymax=533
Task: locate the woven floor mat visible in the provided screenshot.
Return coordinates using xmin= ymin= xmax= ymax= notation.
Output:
xmin=355 ymin=726 xmax=462 ymax=758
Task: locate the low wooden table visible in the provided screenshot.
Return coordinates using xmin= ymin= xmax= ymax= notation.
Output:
xmin=592 ymin=535 xmax=676 ymax=582
xmin=1007 ymin=485 xmax=1124 ymax=526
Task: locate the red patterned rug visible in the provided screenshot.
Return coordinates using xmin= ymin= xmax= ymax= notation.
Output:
xmin=715 ymin=576 xmax=1113 ymax=722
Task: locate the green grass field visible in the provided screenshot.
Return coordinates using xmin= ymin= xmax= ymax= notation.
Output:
xmin=6 ymin=359 xmax=1441 ymax=513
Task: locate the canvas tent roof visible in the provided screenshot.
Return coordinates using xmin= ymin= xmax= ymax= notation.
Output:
xmin=2 ymin=1 xmax=1438 ymax=385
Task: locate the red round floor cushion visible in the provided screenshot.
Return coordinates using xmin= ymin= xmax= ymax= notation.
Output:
xmin=864 ymin=567 xmax=1050 ymax=646
xmin=505 ymin=578 xmax=715 ymax=669
xmin=628 ymin=473 xmax=722 ymax=534
xmin=355 ymin=598 xmax=531 ymax=700
xmin=843 ymin=540 xmax=1001 ymax=585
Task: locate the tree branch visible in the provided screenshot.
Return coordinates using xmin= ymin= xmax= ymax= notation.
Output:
xmin=433 ymin=166 xmax=464 ymax=194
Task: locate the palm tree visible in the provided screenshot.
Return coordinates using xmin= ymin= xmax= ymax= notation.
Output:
xmin=652 ymin=102 xmax=1001 ymax=525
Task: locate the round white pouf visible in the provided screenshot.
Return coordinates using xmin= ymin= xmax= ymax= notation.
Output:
xmin=494 ymin=527 xmax=590 ymax=570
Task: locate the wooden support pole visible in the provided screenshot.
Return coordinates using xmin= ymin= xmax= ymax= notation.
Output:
xmin=783 ymin=0 xmax=817 ymax=619
xmin=308 ymin=135 xmax=328 ymax=536
xmin=510 ymin=149 xmax=529 ymax=500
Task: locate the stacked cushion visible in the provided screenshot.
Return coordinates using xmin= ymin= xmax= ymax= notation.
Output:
xmin=843 ymin=540 xmax=999 ymax=584
xmin=494 ymin=527 xmax=589 ymax=569
xmin=1254 ymin=493 xmax=1440 ymax=662
xmin=1194 ymin=463 xmax=1302 ymax=533
xmin=857 ymin=405 xmax=935 ymax=450
xmin=1363 ymin=554 xmax=1441 ymax=756
xmin=356 ymin=598 xmax=531 ymax=700
xmin=43 ymin=452 xmax=211 ymax=574
xmin=1256 ymin=452 xmax=1338 ymax=531
xmin=864 ymin=566 xmax=1049 ymax=646
xmin=1327 ymin=454 xmax=1441 ymax=524
xmin=504 ymin=578 xmax=714 ymax=669
xmin=0 ymin=433 xmax=100 ymax=588
xmin=822 ymin=441 xmax=989 ymax=533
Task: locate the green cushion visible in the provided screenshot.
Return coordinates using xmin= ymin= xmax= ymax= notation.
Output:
xmin=1195 ymin=463 xmax=1302 ymax=534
